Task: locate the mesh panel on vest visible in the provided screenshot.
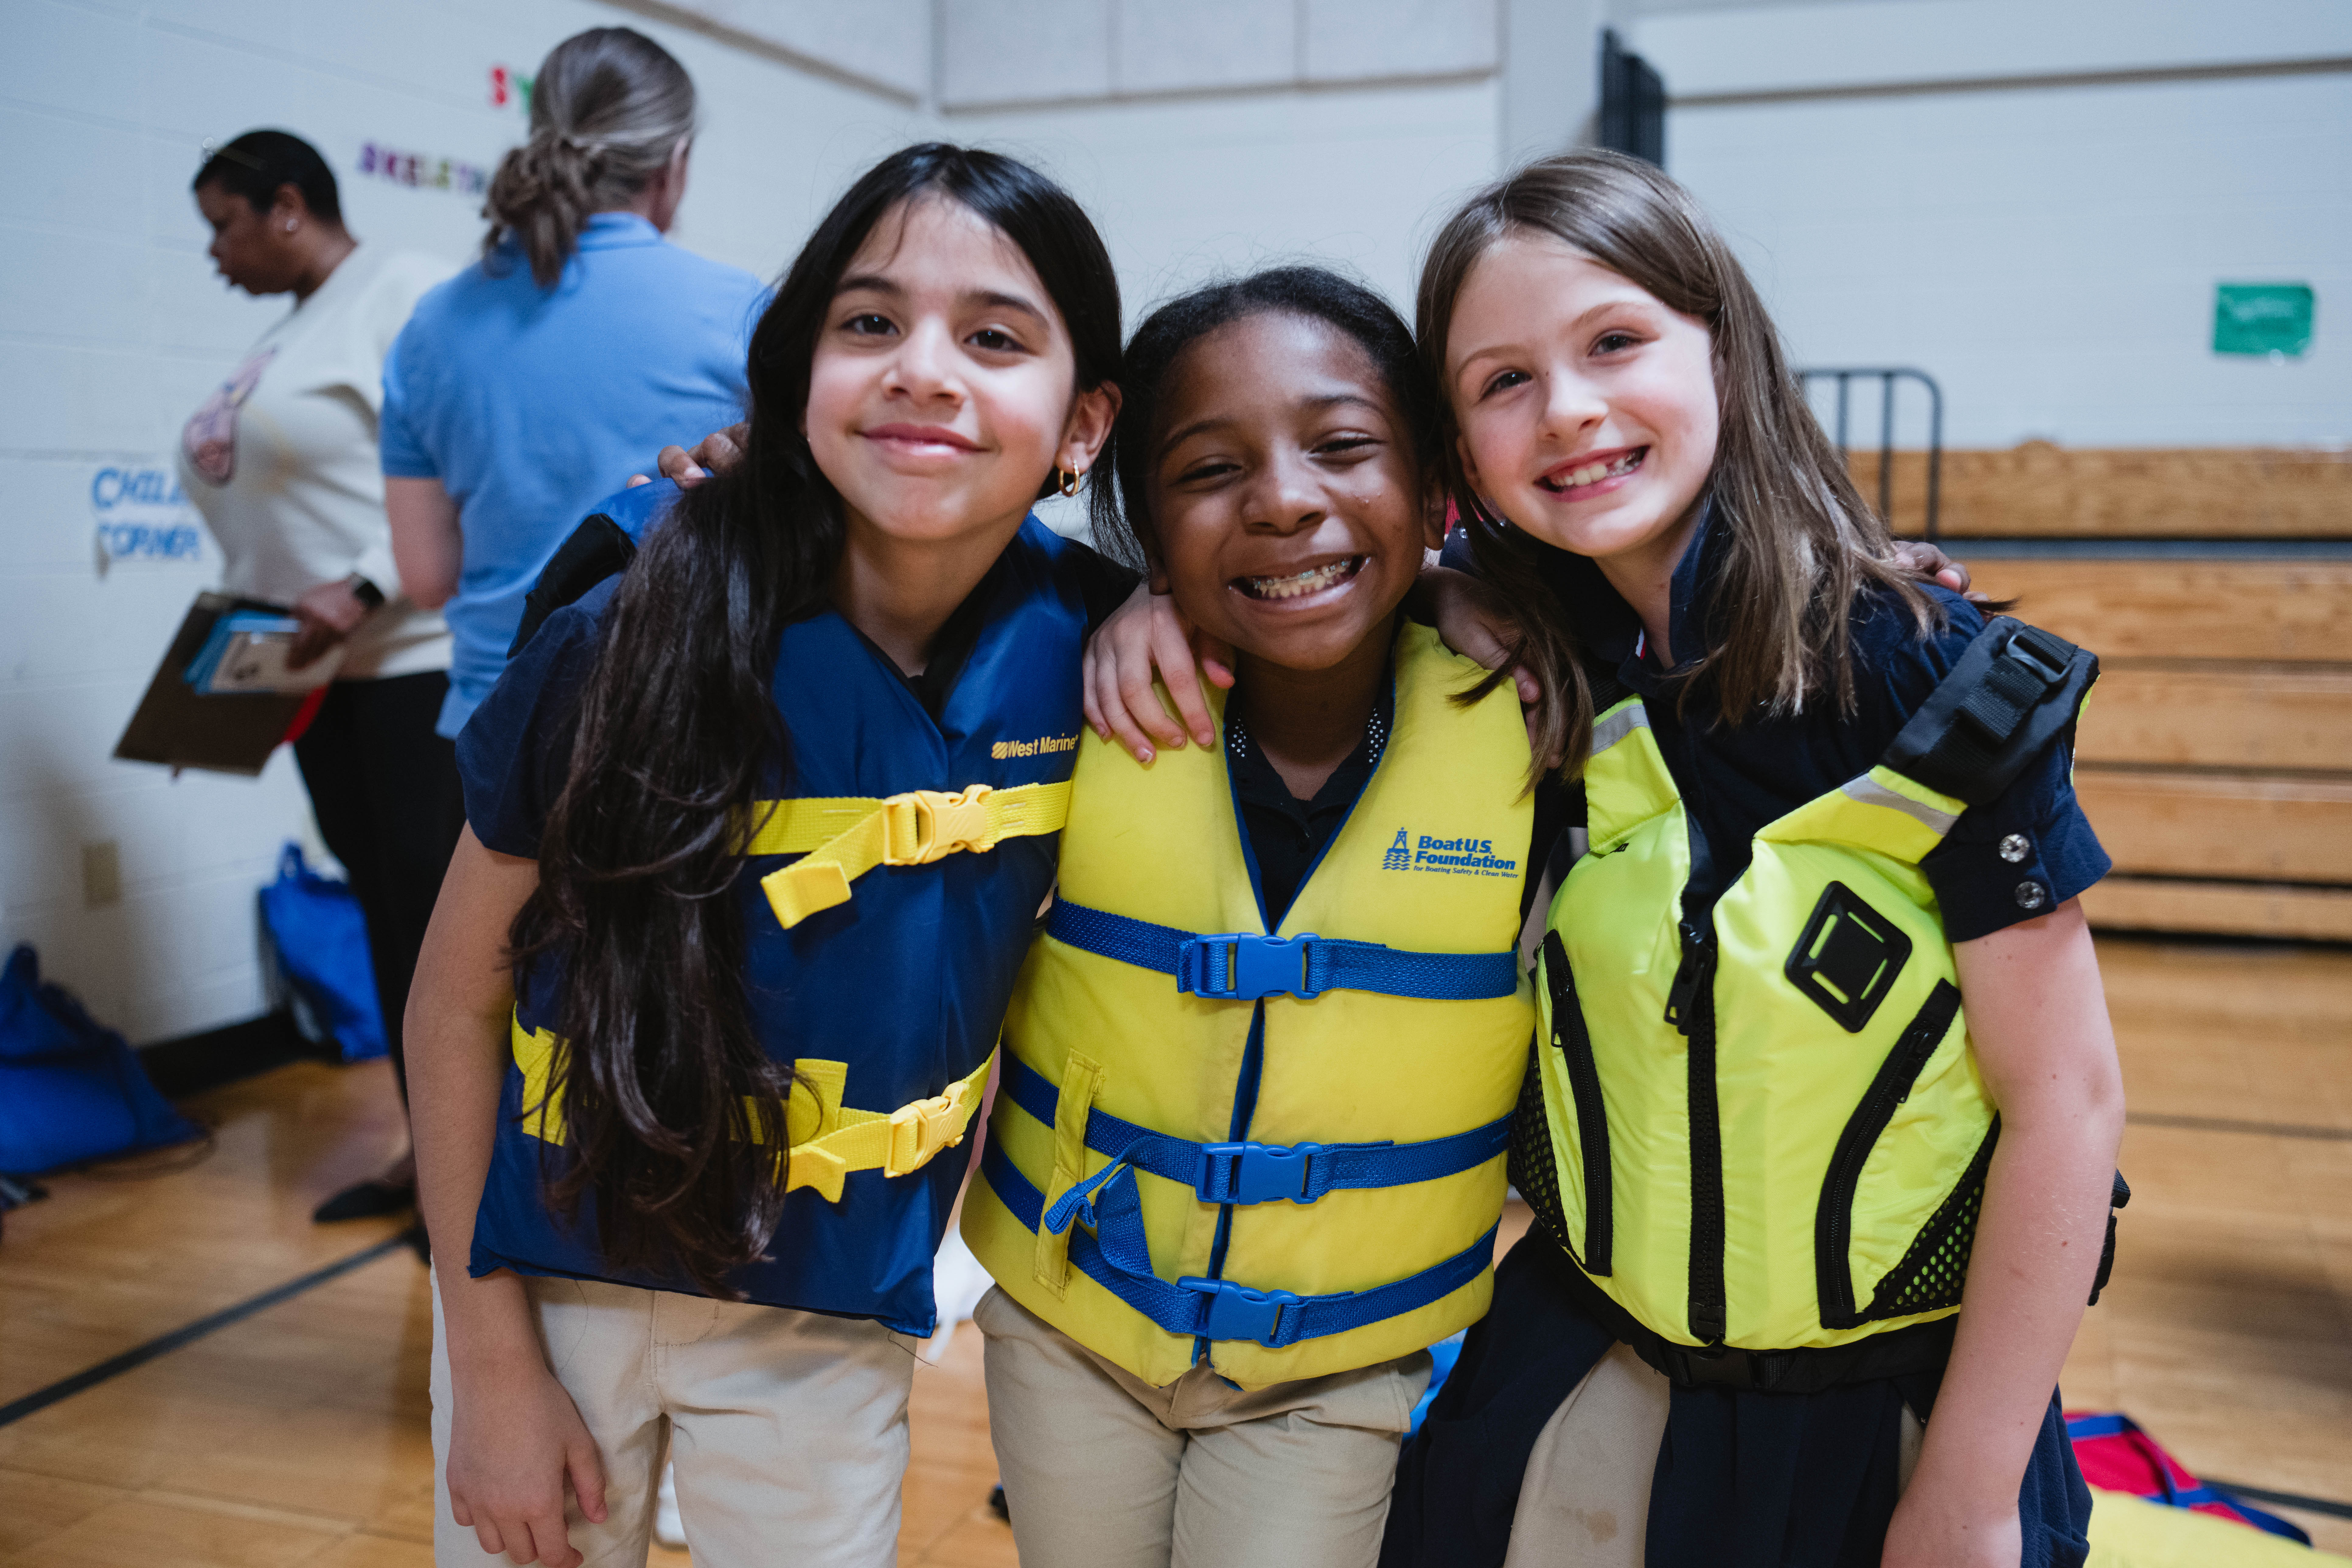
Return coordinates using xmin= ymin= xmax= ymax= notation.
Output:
xmin=1861 ymin=1120 xmax=1999 ymax=1322
xmin=1507 ymin=1054 xmax=1577 ymax=1262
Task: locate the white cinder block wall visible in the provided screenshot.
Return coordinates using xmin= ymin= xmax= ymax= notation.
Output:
xmin=933 ymin=0 xmax=1582 ymax=367
xmin=1631 ymin=0 xmax=2352 ymax=448
xmin=0 ymin=0 xmax=925 ymax=1045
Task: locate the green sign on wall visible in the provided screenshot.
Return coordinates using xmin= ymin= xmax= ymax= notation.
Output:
xmin=2214 ymin=283 xmax=2313 ymax=357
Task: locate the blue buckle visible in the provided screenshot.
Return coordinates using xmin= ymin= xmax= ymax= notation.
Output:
xmin=1196 ymin=1141 xmax=1327 ymax=1204
xmin=1178 ymin=1277 xmax=1301 ymax=1347
xmin=1179 ymin=932 xmax=1322 ymax=1000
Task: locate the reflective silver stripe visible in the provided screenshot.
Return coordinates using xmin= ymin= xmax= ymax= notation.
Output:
xmin=1589 ymin=703 xmax=1651 ymax=758
xmin=1841 ymin=775 xmax=1959 ymax=837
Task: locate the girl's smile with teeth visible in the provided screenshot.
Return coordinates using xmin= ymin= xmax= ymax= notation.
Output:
xmin=1235 ymin=554 xmax=1367 ymax=601
xmin=1538 ymin=446 xmax=1646 ymax=493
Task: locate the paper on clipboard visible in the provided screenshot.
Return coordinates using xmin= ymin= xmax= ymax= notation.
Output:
xmin=114 ymin=593 xmax=322 ymax=776
xmin=183 ymin=612 xmax=344 ymax=694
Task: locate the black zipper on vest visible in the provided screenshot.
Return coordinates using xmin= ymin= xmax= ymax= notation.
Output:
xmin=1665 ymin=914 xmax=1727 ymax=1345
xmin=1813 ymin=980 xmax=1964 ymax=1329
xmin=1540 ymin=932 xmax=1612 ymax=1275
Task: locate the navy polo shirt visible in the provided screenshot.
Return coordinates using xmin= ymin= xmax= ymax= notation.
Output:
xmin=1445 ymin=515 xmax=2108 ymax=941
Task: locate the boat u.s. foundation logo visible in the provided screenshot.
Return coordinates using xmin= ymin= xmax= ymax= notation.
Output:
xmin=1383 ymin=828 xmax=1518 ymax=878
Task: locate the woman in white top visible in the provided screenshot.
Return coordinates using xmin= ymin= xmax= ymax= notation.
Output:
xmin=179 ymin=129 xmax=458 ymax=1226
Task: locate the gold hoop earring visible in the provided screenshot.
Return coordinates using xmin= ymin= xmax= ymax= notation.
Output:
xmin=1058 ymin=467 xmax=1081 ymax=498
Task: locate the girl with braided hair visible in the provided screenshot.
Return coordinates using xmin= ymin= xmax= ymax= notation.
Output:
xmin=382 ymin=26 xmax=766 ymax=746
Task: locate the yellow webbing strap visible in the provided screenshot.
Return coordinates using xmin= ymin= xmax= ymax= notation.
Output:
xmin=782 ymin=1054 xmax=992 ymax=1204
xmin=508 ymin=1015 xmax=989 ymax=1204
xmin=744 ymin=781 xmax=1072 ymax=929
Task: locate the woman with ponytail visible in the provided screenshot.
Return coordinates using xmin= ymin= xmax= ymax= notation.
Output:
xmin=405 ymin=144 xmax=1131 ymax=1568
xmin=380 ymin=26 xmax=765 ymax=744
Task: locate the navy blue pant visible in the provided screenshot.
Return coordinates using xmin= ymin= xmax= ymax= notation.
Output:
xmin=1383 ymin=1235 xmax=2092 ymax=1568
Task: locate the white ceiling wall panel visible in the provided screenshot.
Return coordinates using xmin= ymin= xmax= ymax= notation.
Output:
xmin=1115 ymin=0 xmax=1298 ymax=95
xmin=1302 ymin=0 xmax=1500 ymax=82
xmin=940 ymin=0 xmax=1116 ymax=108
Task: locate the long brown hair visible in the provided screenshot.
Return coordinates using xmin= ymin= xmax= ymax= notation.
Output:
xmin=484 ymin=28 xmax=695 ymax=286
xmin=1416 ymin=149 xmax=1937 ymax=779
xmin=509 ymin=146 xmax=1123 ymax=1296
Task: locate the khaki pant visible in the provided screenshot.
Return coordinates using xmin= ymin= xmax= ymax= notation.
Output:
xmin=429 ymin=1272 xmax=918 ymax=1568
xmin=977 ymin=1285 xmax=1431 ymax=1568
xmin=1501 ymin=1343 xmax=1926 ymax=1567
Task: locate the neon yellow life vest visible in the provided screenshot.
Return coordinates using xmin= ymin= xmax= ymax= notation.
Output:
xmin=1530 ymin=617 xmax=2097 ymax=1358
xmin=964 ymin=622 xmax=1537 ymax=1390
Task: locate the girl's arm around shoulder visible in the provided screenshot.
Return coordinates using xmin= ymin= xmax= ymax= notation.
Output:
xmin=1079 ymin=575 xmax=1234 ymax=764
xmin=409 ymin=830 xmax=608 ymax=1567
xmin=1883 ymin=899 xmax=2124 ymax=1568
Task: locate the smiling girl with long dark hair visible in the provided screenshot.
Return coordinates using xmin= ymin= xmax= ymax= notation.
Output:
xmin=404 ymin=144 xmax=1129 ymax=1568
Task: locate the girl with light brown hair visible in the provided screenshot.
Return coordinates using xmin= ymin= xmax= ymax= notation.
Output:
xmin=1380 ymin=150 xmax=2121 ymax=1568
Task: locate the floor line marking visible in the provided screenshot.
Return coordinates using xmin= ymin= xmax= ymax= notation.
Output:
xmin=0 ymin=1230 xmax=416 ymax=1429
xmin=2124 ymin=1112 xmax=2352 ymax=1142
xmin=2208 ymin=1480 xmax=2352 ymax=1523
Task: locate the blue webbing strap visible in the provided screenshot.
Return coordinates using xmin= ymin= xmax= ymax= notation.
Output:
xmin=996 ymin=1051 xmax=1511 ymax=1206
xmin=982 ymin=1140 xmax=1496 ymax=1350
xmin=1044 ymin=900 xmax=1519 ymax=1002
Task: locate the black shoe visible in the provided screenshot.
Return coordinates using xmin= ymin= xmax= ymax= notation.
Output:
xmin=313 ymin=1178 xmax=415 ymax=1223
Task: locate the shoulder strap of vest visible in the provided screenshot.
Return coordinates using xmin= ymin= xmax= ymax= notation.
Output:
xmin=1581 ymin=652 xmax=1633 ymax=716
xmin=508 ymin=513 xmax=637 ymax=656
xmin=1881 ymin=616 xmax=2098 ymax=808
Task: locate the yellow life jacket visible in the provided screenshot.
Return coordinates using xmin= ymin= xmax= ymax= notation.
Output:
xmin=1529 ymin=617 xmax=2097 ymax=1367
xmin=964 ymin=622 xmax=1537 ymax=1389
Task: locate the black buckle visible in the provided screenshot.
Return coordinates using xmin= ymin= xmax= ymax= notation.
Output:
xmin=2003 ymin=626 xmax=2070 ymax=683
xmin=1786 ymin=882 xmax=1912 ymax=1033
xmin=1652 ymin=1340 xmax=1770 ymax=1390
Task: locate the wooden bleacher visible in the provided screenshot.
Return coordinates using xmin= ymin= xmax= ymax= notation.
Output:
xmin=1865 ymin=443 xmax=2352 ymax=943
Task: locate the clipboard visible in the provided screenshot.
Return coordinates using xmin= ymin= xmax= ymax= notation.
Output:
xmin=113 ymin=593 xmax=325 ymax=776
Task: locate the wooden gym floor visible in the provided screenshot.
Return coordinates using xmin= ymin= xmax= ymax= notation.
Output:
xmin=2 ymin=935 xmax=2347 ymax=1565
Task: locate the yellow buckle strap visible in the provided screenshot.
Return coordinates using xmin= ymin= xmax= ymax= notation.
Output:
xmin=751 ymin=780 xmax=1071 ymax=929
xmin=784 ymin=1055 xmax=993 ymax=1204
xmin=509 ymin=1014 xmax=991 ymax=1205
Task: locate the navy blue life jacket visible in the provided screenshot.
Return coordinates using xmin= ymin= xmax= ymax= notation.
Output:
xmin=470 ymin=482 xmax=1091 ymax=1333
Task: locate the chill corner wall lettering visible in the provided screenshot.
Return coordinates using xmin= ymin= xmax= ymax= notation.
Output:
xmin=89 ymin=465 xmax=204 ymax=576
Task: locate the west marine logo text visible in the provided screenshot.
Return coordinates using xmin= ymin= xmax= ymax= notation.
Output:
xmin=992 ymin=733 xmax=1080 ymax=760
xmin=1384 ymin=828 xmax=1517 ymax=877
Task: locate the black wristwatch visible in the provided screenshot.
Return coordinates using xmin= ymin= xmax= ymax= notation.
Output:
xmin=347 ymin=574 xmax=385 ymax=610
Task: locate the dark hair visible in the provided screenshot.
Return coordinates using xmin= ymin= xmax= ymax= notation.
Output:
xmin=510 ymin=144 xmax=1121 ymax=1296
xmin=193 ymin=129 xmax=342 ymax=225
xmin=1417 ymin=150 xmax=1937 ymax=779
xmin=485 ymin=28 xmax=695 ymax=286
xmin=1089 ymin=265 xmax=1440 ymax=569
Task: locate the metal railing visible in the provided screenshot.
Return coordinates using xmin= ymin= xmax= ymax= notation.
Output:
xmin=1796 ymin=367 xmax=1945 ymax=540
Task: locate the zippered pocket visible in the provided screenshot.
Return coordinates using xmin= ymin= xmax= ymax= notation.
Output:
xmin=1813 ymin=981 xmax=1963 ymax=1329
xmin=1539 ymin=932 xmax=1612 ymax=1275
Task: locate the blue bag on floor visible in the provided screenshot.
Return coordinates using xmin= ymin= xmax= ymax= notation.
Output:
xmin=257 ymin=844 xmax=385 ymax=1064
xmin=0 ymin=944 xmax=201 ymax=1174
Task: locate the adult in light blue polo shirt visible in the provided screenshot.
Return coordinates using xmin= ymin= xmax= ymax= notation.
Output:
xmin=381 ymin=26 xmax=765 ymax=737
